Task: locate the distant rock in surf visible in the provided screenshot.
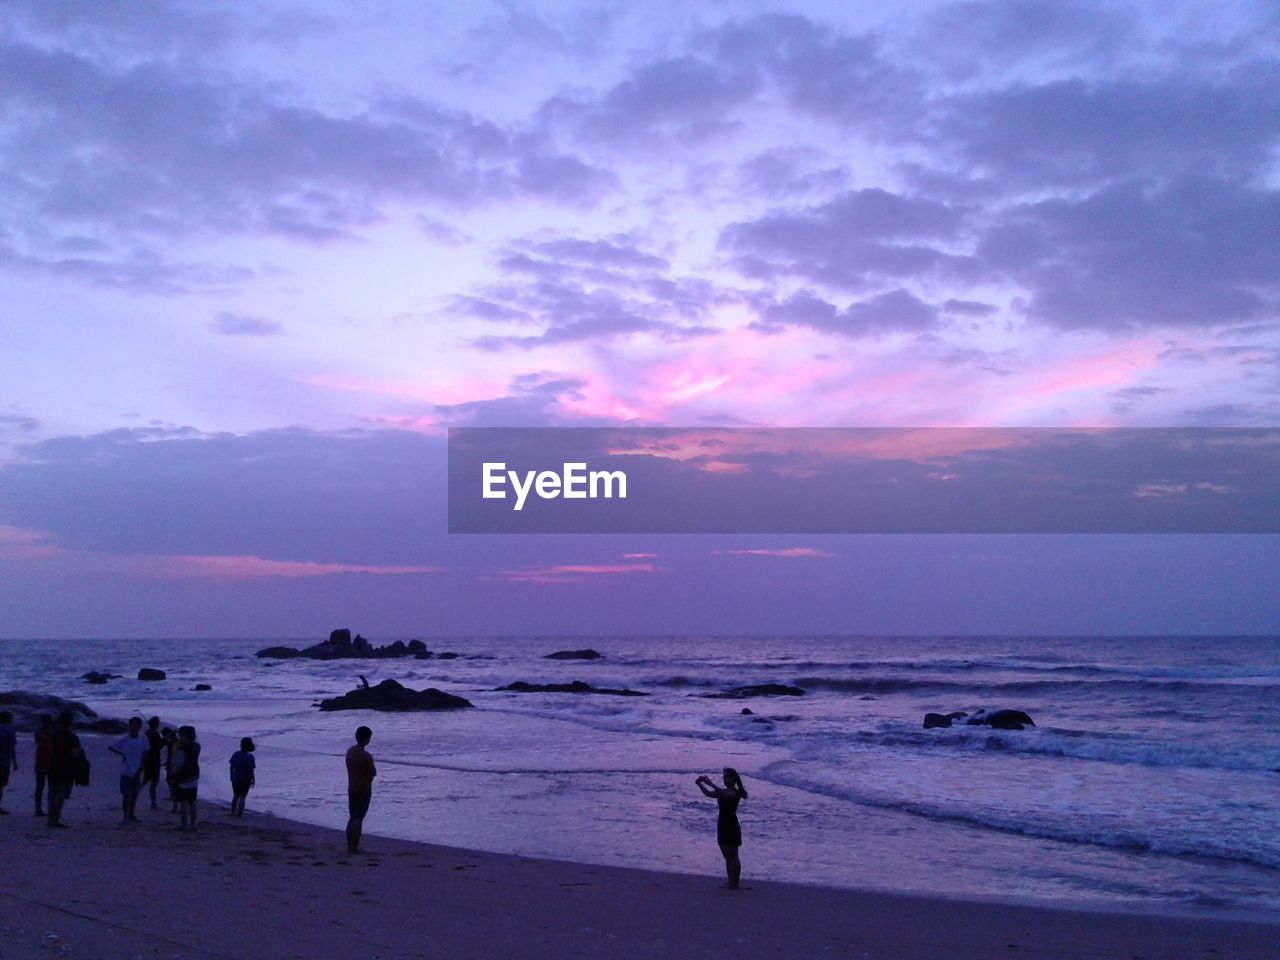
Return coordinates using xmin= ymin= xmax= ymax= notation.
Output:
xmin=82 ymin=671 xmax=120 ymax=685
xmin=257 ymin=629 xmax=433 ymax=661
xmin=923 ymin=711 xmax=968 ymax=729
xmin=711 ymin=683 xmax=805 ymax=699
xmin=543 ymin=649 xmax=603 ymax=660
xmin=966 ymin=708 xmax=1035 ymax=730
xmin=498 ymin=680 xmax=648 ymax=697
xmin=137 ymin=668 xmax=167 ymax=681
xmin=193 ymin=683 xmax=212 ymax=691
xmin=318 ymin=678 xmax=473 ymax=712
xmin=0 ymin=691 xmax=121 ymax=732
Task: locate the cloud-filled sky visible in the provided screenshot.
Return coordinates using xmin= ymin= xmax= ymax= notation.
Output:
xmin=1 ymin=0 xmax=1277 ymax=637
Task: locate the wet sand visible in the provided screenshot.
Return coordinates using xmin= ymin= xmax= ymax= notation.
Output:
xmin=1 ymin=736 xmax=1275 ymax=960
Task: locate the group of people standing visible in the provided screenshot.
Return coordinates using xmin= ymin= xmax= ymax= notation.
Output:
xmin=5 ymin=714 xmax=748 ymax=888
xmin=0 ymin=712 xmax=254 ymax=833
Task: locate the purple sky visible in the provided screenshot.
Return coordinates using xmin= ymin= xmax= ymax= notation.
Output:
xmin=1 ymin=1 xmax=1277 ymax=638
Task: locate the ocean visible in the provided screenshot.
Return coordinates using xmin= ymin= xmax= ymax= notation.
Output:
xmin=2 ymin=635 xmax=1277 ymax=917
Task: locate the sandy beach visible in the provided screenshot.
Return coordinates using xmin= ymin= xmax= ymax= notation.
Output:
xmin=0 ymin=735 xmax=1273 ymax=960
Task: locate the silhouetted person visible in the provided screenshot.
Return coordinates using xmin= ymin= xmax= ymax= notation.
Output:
xmin=695 ymin=767 xmax=749 ymax=889
xmin=33 ymin=714 xmax=53 ymax=816
xmin=47 ymin=711 xmax=83 ymax=828
xmin=0 ymin=711 xmax=16 ymax=814
xmin=172 ymin=725 xmax=201 ymax=831
xmin=229 ymin=737 xmax=256 ymax=817
xmin=109 ymin=716 xmax=147 ymax=823
xmin=140 ymin=716 xmax=164 ymax=810
xmin=161 ymin=727 xmax=178 ymax=811
xmin=345 ymin=726 xmax=376 ymax=854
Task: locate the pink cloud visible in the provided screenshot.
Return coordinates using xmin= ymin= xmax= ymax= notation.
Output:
xmin=120 ymin=554 xmax=445 ymax=580
xmin=495 ymin=562 xmax=660 ymax=584
xmin=718 ymin=547 xmax=833 ymax=558
xmin=0 ymin=531 xmax=443 ymax=580
xmin=622 ymin=552 xmax=657 ymax=558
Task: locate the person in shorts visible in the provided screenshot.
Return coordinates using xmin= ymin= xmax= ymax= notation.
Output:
xmin=172 ymin=725 xmax=201 ymax=832
xmin=139 ymin=716 xmax=164 ymax=811
xmin=229 ymin=737 xmax=256 ymax=817
xmin=109 ymin=717 xmax=148 ymax=823
xmin=345 ymin=726 xmax=376 ymax=854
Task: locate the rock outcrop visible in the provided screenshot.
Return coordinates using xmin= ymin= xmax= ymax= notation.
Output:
xmin=82 ymin=671 xmax=121 ymax=685
xmin=137 ymin=668 xmax=167 ymax=681
xmin=0 ymin=691 xmax=116 ymax=732
xmin=923 ymin=711 xmax=969 ymax=729
xmin=543 ymin=649 xmax=603 ymax=660
xmin=257 ymin=630 xmax=433 ymax=661
xmin=967 ymin=708 xmax=1035 ymax=730
xmin=317 ymin=678 xmax=473 ymax=712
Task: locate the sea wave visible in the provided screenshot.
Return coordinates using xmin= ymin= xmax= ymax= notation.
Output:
xmin=791 ymin=724 xmax=1280 ymax=773
xmin=761 ymin=766 xmax=1280 ymax=871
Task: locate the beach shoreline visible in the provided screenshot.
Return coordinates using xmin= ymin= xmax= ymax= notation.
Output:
xmin=1 ymin=734 xmax=1275 ymax=960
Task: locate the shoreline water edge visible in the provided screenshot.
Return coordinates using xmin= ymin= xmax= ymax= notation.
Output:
xmin=1 ymin=633 xmax=1277 ymax=957
xmin=0 ymin=739 xmax=1276 ymax=960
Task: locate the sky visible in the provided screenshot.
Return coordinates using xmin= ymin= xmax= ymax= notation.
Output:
xmin=1 ymin=0 xmax=1277 ymax=638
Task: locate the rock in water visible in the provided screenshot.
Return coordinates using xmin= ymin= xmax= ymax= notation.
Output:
xmin=82 ymin=671 xmax=120 ymax=685
xmin=137 ymin=668 xmax=167 ymax=681
xmin=965 ymin=708 xmax=1035 ymax=730
xmin=256 ymin=629 xmax=440 ymax=661
xmin=923 ymin=711 xmax=969 ymax=729
xmin=193 ymin=683 xmax=212 ymax=691
xmin=543 ymin=649 xmax=603 ymax=660
xmin=318 ymin=679 xmax=473 ymax=712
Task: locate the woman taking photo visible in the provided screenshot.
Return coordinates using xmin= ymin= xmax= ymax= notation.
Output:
xmin=695 ymin=767 xmax=748 ymax=889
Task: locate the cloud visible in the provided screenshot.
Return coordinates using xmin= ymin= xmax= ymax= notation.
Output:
xmin=495 ymin=562 xmax=659 ymax=584
xmin=0 ymin=30 xmax=616 ymax=291
xmin=210 ymin=312 xmax=283 ymax=337
xmin=720 ymin=188 xmax=968 ymax=289
xmin=718 ymin=547 xmax=832 ymax=558
xmin=979 ymin=179 xmax=1280 ymax=330
xmin=459 ymin=232 xmax=731 ymax=349
xmin=541 ymin=55 xmax=760 ymax=148
xmin=758 ymin=289 xmax=940 ymax=337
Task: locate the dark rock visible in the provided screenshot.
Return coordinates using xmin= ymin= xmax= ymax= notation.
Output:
xmin=544 ymin=649 xmax=603 ymax=660
xmin=436 ymin=652 xmax=459 ymax=660
xmin=256 ymin=629 xmax=433 ymax=661
xmin=0 ymin=691 xmax=119 ymax=733
xmin=414 ymin=651 xmax=434 ymax=660
xmin=137 ymin=668 xmax=167 ymax=681
xmin=923 ymin=711 xmax=969 ymax=729
xmin=193 ymin=684 xmax=212 ymax=691
xmin=318 ymin=679 xmax=473 ymax=712
xmin=82 ymin=671 xmax=120 ymax=685
xmin=80 ymin=717 xmax=130 ymax=734
xmin=966 ymin=709 xmax=1035 ymax=730
xmin=711 ymin=683 xmax=805 ymax=699
xmin=498 ymin=680 xmax=648 ymax=697
xmin=740 ymin=708 xmax=754 ymax=715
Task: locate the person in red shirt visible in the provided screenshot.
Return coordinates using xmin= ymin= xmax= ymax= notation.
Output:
xmin=344 ymin=726 xmax=376 ymax=854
